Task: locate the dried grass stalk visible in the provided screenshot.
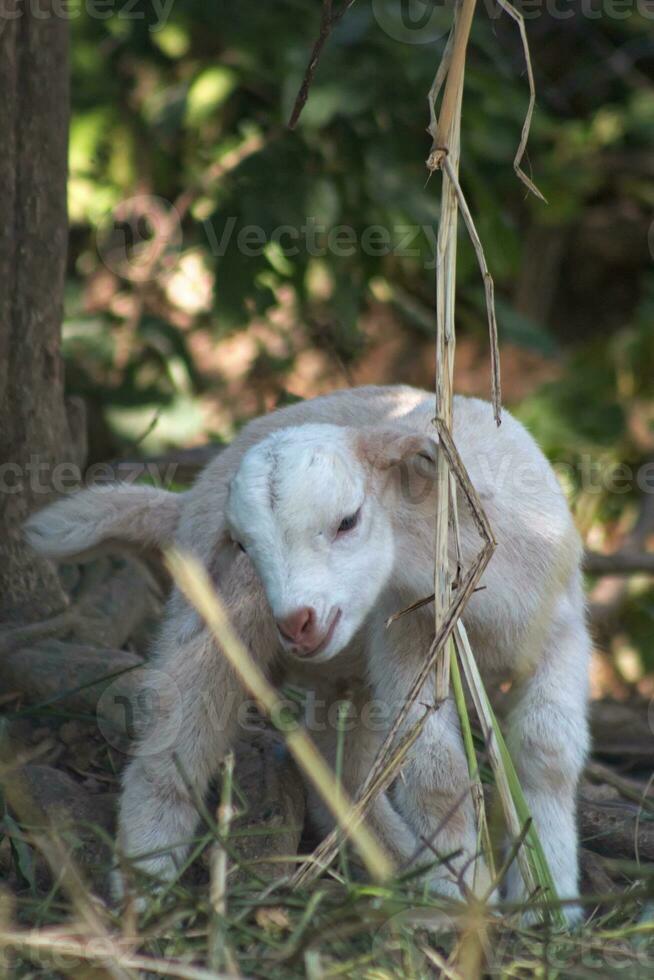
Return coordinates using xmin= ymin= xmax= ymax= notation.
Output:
xmin=427 ymin=0 xmax=475 ymax=704
xmin=209 ymin=751 xmax=239 ymax=976
xmin=441 ymin=155 xmax=501 ymax=424
xmin=423 ymin=0 xmax=564 ymax=924
xmin=493 ymin=0 xmax=546 ymax=201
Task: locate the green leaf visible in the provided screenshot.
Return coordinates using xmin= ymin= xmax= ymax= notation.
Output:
xmin=186 ymin=67 xmax=238 ymax=125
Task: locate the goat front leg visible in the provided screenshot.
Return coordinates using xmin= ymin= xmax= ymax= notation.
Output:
xmin=392 ymin=693 xmax=490 ymax=901
xmin=305 ymin=699 xmax=419 ymax=869
xmin=115 ymin=554 xmax=278 ymax=896
xmin=503 ymin=585 xmax=590 ymax=924
xmin=370 ymin=630 xmax=490 ymax=902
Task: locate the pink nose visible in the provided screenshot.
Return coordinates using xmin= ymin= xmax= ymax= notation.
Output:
xmin=277 ymin=606 xmax=318 ymax=650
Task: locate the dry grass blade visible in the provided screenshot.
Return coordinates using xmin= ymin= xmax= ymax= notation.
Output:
xmin=492 ymin=0 xmax=546 ymax=201
xmin=385 ymin=584 xmax=487 ymax=627
xmin=432 ymin=420 xmax=495 ymax=546
xmin=427 ymin=0 xmax=477 ymax=704
xmin=441 ymin=155 xmax=502 ymax=425
xmin=422 ymin=0 xmax=563 ymax=928
xmin=385 ymin=591 xmax=435 ymax=627
xmin=431 ymin=149 xmax=458 ymax=703
xmin=429 ymin=0 xmax=477 ymax=162
xmin=166 ymin=549 xmax=394 ymax=884
xmin=209 ymin=751 xmax=240 ymax=976
xmin=421 ymin=943 xmax=465 ymax=980
xmin=427 ymin=27 xmax=455 ymax=139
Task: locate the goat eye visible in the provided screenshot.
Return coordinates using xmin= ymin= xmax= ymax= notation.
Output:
xmin=337 ymin=509 xmax=360 ymax=534
xmin=236 ymin=541 xmax=246 ymax=553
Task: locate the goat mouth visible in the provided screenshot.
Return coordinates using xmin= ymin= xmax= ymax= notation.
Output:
xmin=289 ymin=609 xmax=342 ymax=659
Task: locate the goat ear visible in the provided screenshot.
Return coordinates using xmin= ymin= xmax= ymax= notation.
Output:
xmin=357 ymin=427 xmax=438 ymax=473
xmin=24 ymin=484 xmax=182 ymax=561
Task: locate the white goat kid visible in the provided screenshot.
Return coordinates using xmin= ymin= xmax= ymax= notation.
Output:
xmin=25 ymin=385 xmax=590 ymax=920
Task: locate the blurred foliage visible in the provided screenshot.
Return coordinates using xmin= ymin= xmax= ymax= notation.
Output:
xmin=64 ymin=1 xmax=654 ymax=676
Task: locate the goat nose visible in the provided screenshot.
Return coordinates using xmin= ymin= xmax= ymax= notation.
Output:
xmin=277 ymin=607 xmax=315 ymax=645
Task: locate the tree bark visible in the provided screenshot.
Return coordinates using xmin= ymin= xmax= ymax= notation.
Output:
xmin=0 ymin=4 xmax=85 ymax=622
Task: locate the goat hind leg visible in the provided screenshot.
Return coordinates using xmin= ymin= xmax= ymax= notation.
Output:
xmin=503 ymin=586 xmax=590 ymax=924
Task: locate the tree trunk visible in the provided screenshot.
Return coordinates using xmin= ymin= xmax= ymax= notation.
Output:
xmin=0 ymin=5 xmax=85 ymax=623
